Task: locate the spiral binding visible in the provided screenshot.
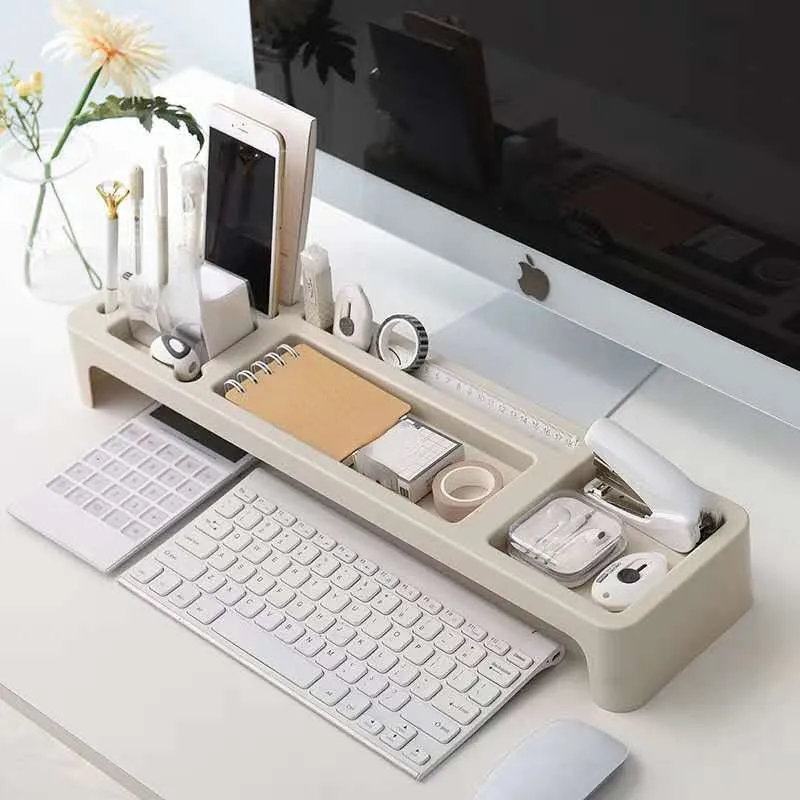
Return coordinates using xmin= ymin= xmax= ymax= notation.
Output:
xmin=223 ymin=343 xmax=299 ymax=394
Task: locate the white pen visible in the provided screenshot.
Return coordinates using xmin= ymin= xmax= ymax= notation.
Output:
xmin=96 ymin=180 xmax=130 ymax=313
xmin=180 ymin=160 xmax=206 ymax=267
xmin=130 ymin=164 xmax=144 ymax=275
xmin=155 ymin=146 xmax=169 ymax=287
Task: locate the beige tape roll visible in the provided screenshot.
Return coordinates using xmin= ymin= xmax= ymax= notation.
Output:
xmin=432 ymin=460 xmax=504 ymax=522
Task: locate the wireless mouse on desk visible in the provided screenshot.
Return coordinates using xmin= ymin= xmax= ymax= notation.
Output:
xmin=475 ymin=720 xmax=628 ymax=800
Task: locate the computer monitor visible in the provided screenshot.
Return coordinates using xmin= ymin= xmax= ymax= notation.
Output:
xmin=250 ymin=1 xmax=800 ymax=429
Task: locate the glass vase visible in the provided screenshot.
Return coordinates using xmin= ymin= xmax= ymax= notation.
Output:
xmin=0 ymin=128 xmax=102 ymax=304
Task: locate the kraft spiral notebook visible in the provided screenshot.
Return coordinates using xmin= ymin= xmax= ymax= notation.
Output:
xmin=224 ymin=343 xmax=411 ymax=461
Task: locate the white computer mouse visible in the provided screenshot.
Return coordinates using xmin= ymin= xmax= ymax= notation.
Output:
xmin=475 ymin=720 xmax=627 ymax=800
xmin=149 ymin=333 xmax=202 ymax=382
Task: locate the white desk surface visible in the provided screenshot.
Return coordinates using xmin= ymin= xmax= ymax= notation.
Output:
xmin=1 ymin=73 xmax=799 ymax=800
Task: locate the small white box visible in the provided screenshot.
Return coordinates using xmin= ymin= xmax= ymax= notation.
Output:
xmin=199 ymin=263 xmax=255 ymax=359
xmin=354 ymin=417 xmax=464 ymax=503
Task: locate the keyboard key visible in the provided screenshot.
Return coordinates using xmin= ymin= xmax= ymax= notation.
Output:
xmin=478 ymin=657 xmax=521 ymax=688
xmin=379 ymin=686 xmax=411 ymax=711
xmin=441 ymin=610 xmax=465 ymax=628
xmin=310 ymin=674 xmax=349 ymax=706
xmin=140 ymin=506 xmax=168 ymax=528
xmin=198 ymin=570 xmax=227 ymax=594
xmin=418 ymin=595 xmax=442 ymax=615
xmin=208 ymin=547 xmax=236 ymax=571
xmin=341 ymin=602 xmax=371 ymax=627
xmin=372 ymin=591 xmax=401 ymax=615
xmin=352 ymin=578 xmax=381 ymax=603
xmin=156 ymin=443 xmax=183 ymax=463
xmin=275 ymin=620 xmax=305 ymax=644
xmin=228 ymin=560 xmax=257 ymax=584
xmin=122 ymin=495 xmax=149 ymax=516
xmin=411 ymin=675 xmax=441 ymax=701
xmin=255 ymin=608 xmax=285 ymax=632
xmin=120 ymin=447 xmax=146 ymax=467
xmin=102 ymin=460 xmax=129 ymax=480
xmin=362 ymin=615 xmax=392 ymax=639
xmin=121 ymin=520 xmax=150 ymax=540
xmin=447 ymin=669 xmax=478 ymax=693
xmin=103 ymin=509 xmax=132 ymax=530
xmin=233 ymin=485 xmax=258 ymax=503
xmin=462 ymin=623 xmax=487 ymax=642
xmin=175 ymin=454 xmax=204 ymax=474
xmin=130 ymin=559 xmax=162 ymax=584
xmin=84 ymin=449 xmax=111 ymax=469
xmin=195 ymin=466 xmax=221 ymax=486
xmin=389 ymin=663 xmax=419 ymax=687
xmin=468 ymin=679 xmax=501 ymax=707
xmin=252 ymin=519 xmax=282 ymax=542
xmin=301 ymin=577 xmax=331 ymax=601
xmin=384 ymin=627 xmax=413 ymax=653
xmin=358 ymin=671 xmax=389 ymax=698
xmin=85 ymin=472 xmax=112 ymax=493
xmin=403 ymin=744 xmax=430 ymax=766
xmin=375 ymin=570 xmax=399 ymax=589
xmin=158 ymin=493 xmax=185 ymax=514
xmin=296 ymin=633 xmax=326 ymax=658
xmin=241 ymin=540 xmax=270 ymax=565
xmin=158 ymin=469 xmax=184 ymax=489
xmin=432 ymin=689 xmax=481 ymax=725
xmin=293 ymin=521 xmax=316 ymax=539
xmin=358 ymin=714 xmax=384 ymax=735
xmin=169 ymin=584 xmax=201 ymax=609
xmin=137 ymin=433 xmax=165 ymax=453
xmin=141 ymin=482 xmax=167 ymax=502
xmin=311 ymin=553 xmax=339 ymax=577
xmin=215 ymin=497 xmax=245 ymax=519
xmin=413 ymin=616 xmax=444 ymax=641
xmin=187 ymin=595 xmax=225 ymax=624
xmin=282 ymin=565 xmax=310 ymax=588
xmin=456 ymin=642 xmax=487 ymax=668
xmin=120 ymin=471 xmax=147 ymax=492
xmin=196 ymin=514 xmax=233 ymax=540
xmin=337 ymin=658 xmax=368 ymax=684
xmin=245 ymin=572 xmax=276 ymax=596
xmin=354 ymin=557 xmax=378 ymax=576
xmin=149 ymin=569 xmax=181 ymax=596
xmin=224 ymin=530 xmax=253 ymax=553
xmin=253 ymin=497 xmax=277 ymax=515
xmin=273 ymin=509 xmax=296 ymax=527
xmin=235 ymin=508 xmax=263 ymax=531
xmin=316 ymin=645 xmax=346 ymax=670
xmin=347 ymin=635 xmax=378 ymax=660
xmin=327 ymin=622 xmax=357 ymax=647
xmin=330 ymin=565 xmax=359 ymax=590
xmin=396 ymin=582 xmax=421 ymax=602
xmin=285 ymin=596 xmax=315 ymax=621
xmin=320 ymin=589 xmax=350 ymax=614
xmin=139 ymin=457 xmax=166 ymax=478
xmin=217 ymin=583 xmax=246 ymax=606
xmin=380 ymin=731 xmax=408 ymax=751
xmin=367 ymin=648 xmax=398 ymax=673
xmin=434 ymin=629 xmax=464 ymax=654
xmin=336 ymin=689 xmax=370 ymax=720
xmin=401 ymin=700 xmax=460 ymax=743
xmin=406 ymin=641 xmax=435 ymax=665
xmin=484 ymin=636 xmax=511 ymax=656
xmin=293 ymin=543 xmax=320 ymax=566
xmin=102 ymin=436 xmax=128 ymax=455
xmin=333 ymin=544 xmax=357 ymax=563
xmin=306 ymin=611 xmax=335 ymax=634
xmin=212 ymin=612 xmax=323 ymax=689
xmin=120 ymin=423 xmax=146 ymax=441
xmin=272 ymin=531 xmax=301 ymax=554
xmin=85 ymin=497 xmax=112 ymax=519
xmin=176 ymin=530 xmax=218 ymax=559
xmin=263 ymin=553 xmax=291 ymax=576
xmin=507 ymin=650 xmax=534 ymax=670
xmin=176 ymin=480 xmax=204 ymax=502
xmin=66 ymin=463 xmax=93 ymax=483
xmin=391 ymin=722 xmax=417 ymax=744
xmin=392 ymin=603 xmax=422 ymax=628
xmin=426 ymin=654 xmax=457 ymax=679
xmin=313 ymin=533 xmax=336 ymax=551
xmin=266 ymin=585 xmax=296 ymax=608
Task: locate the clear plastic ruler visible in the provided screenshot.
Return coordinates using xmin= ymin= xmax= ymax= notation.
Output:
xmin=415 ymin=361 xmax=580 ymax=450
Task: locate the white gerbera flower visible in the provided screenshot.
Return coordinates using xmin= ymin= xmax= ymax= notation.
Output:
xmin=43 ymin=0 xmax=168 ymax=96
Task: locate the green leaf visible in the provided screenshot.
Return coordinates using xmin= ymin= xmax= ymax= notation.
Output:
xmin=73 ymin=95 xmax=205 ymax=154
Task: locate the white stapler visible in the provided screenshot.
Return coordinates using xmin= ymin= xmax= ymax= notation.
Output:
xmin=583 ymin=418 xmax=723 ymax=553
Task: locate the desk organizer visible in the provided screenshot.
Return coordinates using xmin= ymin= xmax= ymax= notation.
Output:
xmin=68 ymin=299 xmax=752 ymax=711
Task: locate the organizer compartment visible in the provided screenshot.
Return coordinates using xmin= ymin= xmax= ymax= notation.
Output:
xmin=69 ymin=299 xmax=752 ymax=711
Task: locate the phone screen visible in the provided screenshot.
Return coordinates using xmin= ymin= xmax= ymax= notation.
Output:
xmin=205 ymin=127 xmax=277 ymax=313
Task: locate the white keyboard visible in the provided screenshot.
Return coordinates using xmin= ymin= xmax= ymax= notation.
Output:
xmin=120 ymin=466 xmax=564 ymax=779
xmin=8 ymin=405 xmax=253 ymax=572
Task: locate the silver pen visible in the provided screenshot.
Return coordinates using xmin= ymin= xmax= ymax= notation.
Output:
xmin=130 ymin=165 xmax=144 ymax=275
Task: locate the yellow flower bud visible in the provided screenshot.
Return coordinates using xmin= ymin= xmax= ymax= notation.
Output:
xmin=15 ymin=80 xmax=31 ymax=98
xmin=29 ymin=71 xmax=44 ymax=94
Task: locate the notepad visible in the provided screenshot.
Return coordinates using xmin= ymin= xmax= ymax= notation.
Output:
xmin=224 ymin=343 xmax=411 ymax=461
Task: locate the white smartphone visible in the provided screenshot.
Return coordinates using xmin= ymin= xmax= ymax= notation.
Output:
xmin=205 ymin=104 xmax=285 ymax=317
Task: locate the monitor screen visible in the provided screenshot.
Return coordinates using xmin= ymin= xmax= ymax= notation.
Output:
xmin=251 ymin=1 xmax=800 ymax=371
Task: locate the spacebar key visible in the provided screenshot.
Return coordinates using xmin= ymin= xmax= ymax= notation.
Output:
xmin=212 ymin=612 xmax=323 ymax=689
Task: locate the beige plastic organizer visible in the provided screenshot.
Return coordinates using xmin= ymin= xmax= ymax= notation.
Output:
xmin=68 ymin=299 xmax=752 ymax=711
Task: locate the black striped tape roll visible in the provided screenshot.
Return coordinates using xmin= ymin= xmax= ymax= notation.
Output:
xmin=375 ymin=314 xmax=429 ymax=372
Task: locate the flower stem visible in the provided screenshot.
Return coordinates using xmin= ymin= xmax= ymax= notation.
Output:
xmin=51 ymin=66 xmax=102 ymax=161
xmin=49 ymin=177 xmax=102 ymax=288
xmin=23 ymin=181 xmax=47 ymax=287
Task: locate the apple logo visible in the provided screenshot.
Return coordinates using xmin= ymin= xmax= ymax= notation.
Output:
xmin=517 ymin=253 xmax=550 ymax=301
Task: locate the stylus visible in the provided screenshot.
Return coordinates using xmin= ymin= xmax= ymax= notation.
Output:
xmin=130 ymin=165 xmax=144 ymax=276
xmin=156 ymin=146 xmax=169 ymax=287
xmin=105 ymin=212 xmax=119 ymax=313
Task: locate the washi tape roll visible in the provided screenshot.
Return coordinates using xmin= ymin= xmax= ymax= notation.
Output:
xmin=432 ymin=460 xmax=504 ymax=522
xmin=375 ymin=314 xmax=429 ymax=372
